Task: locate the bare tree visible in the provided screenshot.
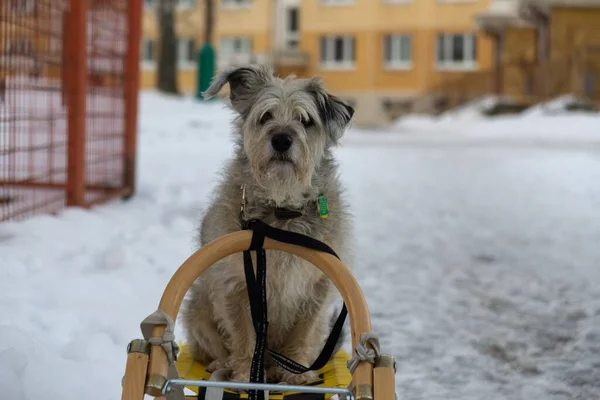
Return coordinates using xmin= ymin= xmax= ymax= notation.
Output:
xmin=157 ymin=0 xmax=179 ymax=94
xmin=205 ymin=0 xmax=214 ymax=46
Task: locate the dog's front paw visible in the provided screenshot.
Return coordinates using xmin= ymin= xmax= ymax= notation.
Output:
xmin=280 ymin=370 xmax=320 ymax=385
xmin=227 ymin=357 xmax=254 ymax=383
xmin=207 ymin=358 xmax=228 ymax=372
xmin=230 ymin=369 xmax=251 ymax=383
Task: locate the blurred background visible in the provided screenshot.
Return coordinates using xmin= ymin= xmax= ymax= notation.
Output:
xmin=1 ymin=1 xmax=600 ymax=400
xmin=140 ymin=0 xmax=600 ymax=125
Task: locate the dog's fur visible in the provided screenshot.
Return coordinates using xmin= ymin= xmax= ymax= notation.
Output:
xmin=181 ymin=64 xmax=354 ymax=385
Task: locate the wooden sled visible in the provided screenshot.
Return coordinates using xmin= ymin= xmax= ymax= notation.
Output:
xmin=120 ymin=229 xmax=396 ymax=400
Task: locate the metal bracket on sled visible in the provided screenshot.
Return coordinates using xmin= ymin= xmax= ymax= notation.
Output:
xmin=162 ymin=379 xmax=356 ymax=400
xmin=121 ymin=339 xmax=150 ymax=388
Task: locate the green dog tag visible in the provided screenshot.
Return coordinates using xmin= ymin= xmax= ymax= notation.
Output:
xmin=317 ymin=193 xmax=329 ymax=219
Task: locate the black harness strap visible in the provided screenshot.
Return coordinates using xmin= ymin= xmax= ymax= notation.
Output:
xmin=242 ymin=219 xmax=348 ymax=400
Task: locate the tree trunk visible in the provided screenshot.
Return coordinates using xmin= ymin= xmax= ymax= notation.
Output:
xmin=157 ymin=0 xmax=179 ymax=94
xmin=205 ymin=0 xmax=214 ymax=45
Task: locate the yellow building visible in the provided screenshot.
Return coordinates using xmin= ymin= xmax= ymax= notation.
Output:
xmin=140 ymin=0 xmax=600 ymax=125
xmin=141 ymin=0 xmax=496 ymax=125
xmin=303 ymin=0 xmax=499 ymax=124
xmin=140 ymin=0 xmax=205 ymax=90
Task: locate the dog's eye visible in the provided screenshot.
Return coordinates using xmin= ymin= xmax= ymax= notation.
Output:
xmin=301 ymin=116 xmax=315 ymax=128
xmin=259 ymin=112 xmax=272 ymax=125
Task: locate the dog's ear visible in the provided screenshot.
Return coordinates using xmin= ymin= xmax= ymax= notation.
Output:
xmin=203 ymin=64 xmax=274 ymax=115
xmin=306 ymin=77 xmax=354 ymax=144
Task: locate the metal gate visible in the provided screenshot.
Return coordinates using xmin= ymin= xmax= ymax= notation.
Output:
xmin=0 ymin=0 xmax=142 ymax=222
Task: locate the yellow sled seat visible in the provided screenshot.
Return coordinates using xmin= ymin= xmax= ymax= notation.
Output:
xmin=176 ymin=343 xmax=352 ymax=400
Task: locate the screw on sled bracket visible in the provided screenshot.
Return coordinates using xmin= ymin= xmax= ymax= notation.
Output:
xmin=127 ymin=339 xmax=150 ymax=354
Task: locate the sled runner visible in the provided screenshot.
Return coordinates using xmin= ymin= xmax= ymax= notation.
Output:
xmin=120 ymin=220 xmax=396 ymax=400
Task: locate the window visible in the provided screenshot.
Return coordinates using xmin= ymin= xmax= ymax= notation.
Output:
xmin=7 ymin=0 xmax=36 ymax=14
xmin=145 ymin=0 xmax=193 ymax=7
xmin=436 ymin=33 xmax=477 ymax=70
xmin=178 ymin=37 xmax=196 ymax=67
xmin=7 ymin=39 xmax=34 ymax=56
xmin=383 ymin=34 xmax=411 ymax=69
xmin=221 ymin=0 xmax=252 ymax=7
xmin=220 ymin=37 xmax=252 ymax=56
xmin=320 ymin=35 xmax=355 ymax=69
xmin=141 ymin=38 xmax=155 ymax=67
xmin=285 ymin=7 xmax=299 ymax=50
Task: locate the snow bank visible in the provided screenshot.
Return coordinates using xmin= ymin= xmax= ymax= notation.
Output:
xmin=393 ymin=94 xmax=599 ymax=139
xmin=439 ymin=95 xmax=516 ymax=122
xmin=521 ymin=94 xmax=590 ymax=118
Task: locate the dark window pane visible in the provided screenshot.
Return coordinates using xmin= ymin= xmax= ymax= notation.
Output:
xmin=288 ymin=8 xmax=298 ymax=33
xmin=334 ymin=36 xmax=344 ymax=62
xmin=401 ymin=36 xmax=411 ymax=61
xmin=148 ymin=41 xmax=154 ymax=60
xmin=471 ymin=34 xmax=477 ymax=61
xmin=350 ymin=37 xmax=355 ymax=61
xmin=187 ymin=39 xmax=195 ymax=61
xmin=320 ymin=37 xmax=327 ymax=62
xmin=452 ymin=34 xmax=464 ymax=62
xmin=437 ymin=34 xmax=445 ymax=62
xmin=384 ymin=35 xmax=391 ymax=62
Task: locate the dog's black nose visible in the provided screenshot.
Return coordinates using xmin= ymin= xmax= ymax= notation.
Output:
xmin=271 ymin=134 xmax=293 ymax=152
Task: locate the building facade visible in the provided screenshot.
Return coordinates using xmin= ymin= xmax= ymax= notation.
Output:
xmin=140 ymin=0 xmax=496 ymax=124
xmin=139 ymin=0 xmax=600 ymax=125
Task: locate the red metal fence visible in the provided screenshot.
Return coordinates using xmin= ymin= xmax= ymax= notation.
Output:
xmin=0 ymin=0 xmax=142 ymax=222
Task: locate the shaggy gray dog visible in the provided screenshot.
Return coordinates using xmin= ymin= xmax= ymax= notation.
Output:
xmin=181 ymin=64 xmax=354 ymax=385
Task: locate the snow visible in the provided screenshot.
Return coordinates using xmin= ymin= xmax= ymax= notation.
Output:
xmin=1 ymin=91 xmax=600 ymax=400
xmin=521 ymin=94 xmax=587 ymax=118
xmin=438 ymin=95 xmax=516 ymax=123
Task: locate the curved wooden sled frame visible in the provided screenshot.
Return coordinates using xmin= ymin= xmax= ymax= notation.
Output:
xmin=121 ymin=230 xmax=395 ymax=400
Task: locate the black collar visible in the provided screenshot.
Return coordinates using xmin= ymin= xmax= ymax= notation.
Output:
xmin=240 ymin=184 xmax=321 ymax=222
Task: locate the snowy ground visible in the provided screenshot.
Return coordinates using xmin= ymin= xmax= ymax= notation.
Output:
xmin=1 ymin=91 xmax=600 ymax=400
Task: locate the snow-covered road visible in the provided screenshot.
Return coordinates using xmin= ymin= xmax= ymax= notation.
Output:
xmin=1 ymin=92 xmax=600 ymax=400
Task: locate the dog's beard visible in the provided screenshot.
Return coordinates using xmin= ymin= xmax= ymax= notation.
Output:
xmin=247 ymin=140 xmax=314 ymax=207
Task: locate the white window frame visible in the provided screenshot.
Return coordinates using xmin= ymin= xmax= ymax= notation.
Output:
xmin=285 ymin=6 xmax=300 ymax=51
xmin=221 ymin=0 xmax=252 ymax=9
xmin=177 ymin=0 xmax=195 ymax=8
xmin=219 ymin=36 xmax=253 ymax=56
xmin=178 ymin=37 xmax=196 ymax=69
xmin=435 ymin=32 xmax=478 ymax=71
xmin=320 ymin=35 xmax=355 ymax=70
xmin=144 ymin=0 xmax=194 ymax=8
xmin=383 ymin=34 xmax=412 ymax=70
xmin=141 ymin=37 xmax=155 ymax=69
